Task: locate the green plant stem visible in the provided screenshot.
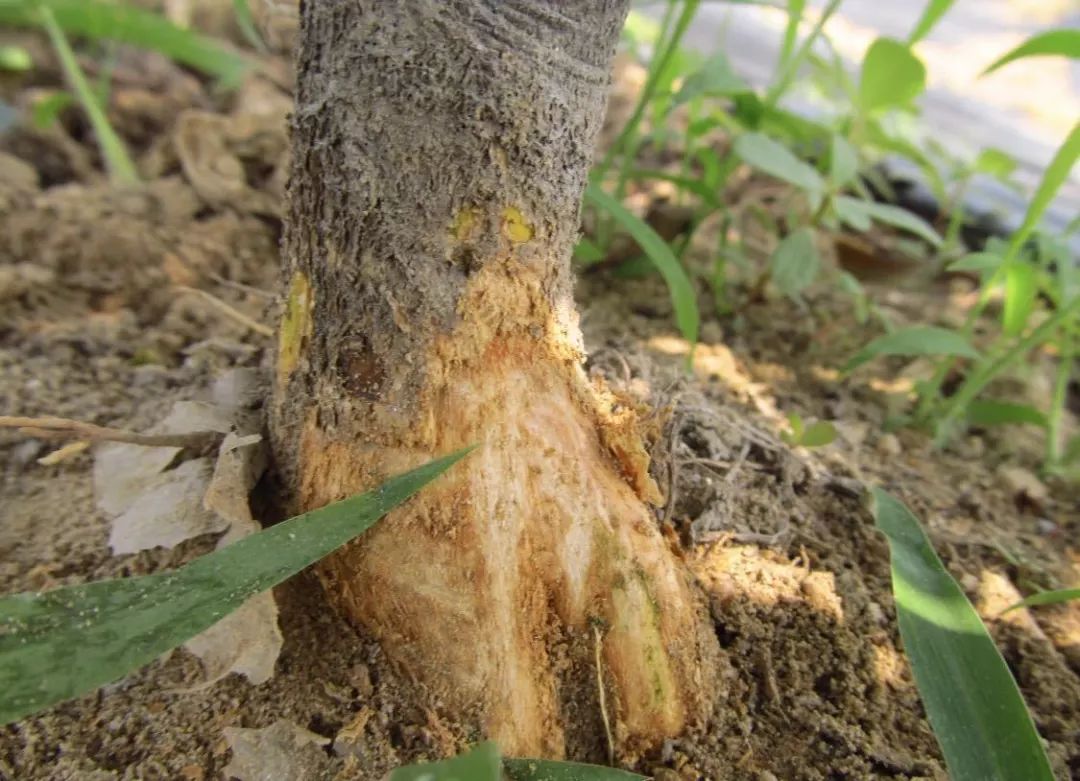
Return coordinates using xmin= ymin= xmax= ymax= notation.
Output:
xmin=919 ymin=121 xmax=1080 ymax=422
xmin=937 ymin=175 xmax=971 ymax=264
xmin=597 ymin=0 xmax=699 ymax=182
xmin=40 ymin=7 xmax=137 ymax=184
xmin=1045 ymin=321 xmax=1075 ymax=467
xmin=933 ymin=296 xmax=1080 ymax=447
xmin=764 ymin=0 xmax=844 ymax=110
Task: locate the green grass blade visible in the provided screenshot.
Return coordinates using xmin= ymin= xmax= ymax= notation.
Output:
xmin=948 ymin=251 xmax=1003 ymax=272
xmin=0 ymin=449 xmax=471 ymax=725
xmin=907 ymin=0 xmax=957 ymax=45
xmin=504 ymin=758 xmax=646 ymax=780
xmin=844 ymin=325 xmax=978 ymax=373
xmin=390 ymin=741 xmax=501 ymax=780
xmin=778 ymin=0 xmax=807 ymax=71
xmin=585 ymin=183 xmax=699 ymax=345
xmin=40 ymin=7 xmax=137 ymax=185
xmin=597 ymin=0 xmax=700 ymax=178
xmin=232 ymin=0 xmax=268 ymax=54
xmin=389 ymin=744 xmax=647 ymax=781
xmin=870 ymin=488 xmax=1055 ymax=781
xmin=1011 ymin=121 xmax=1080 ymax=253
xmin=1002 ymin=262 xmax=1037 ymax=336
xmin=983 ymin=29 xmax=1080 ymax=75
xmin=0 ymin=0 xmax=254 ymax=85
xmin=1006 ymin=588 xmax=1080 ymax=611
xmin=966 ymin=399 xmax=1047 ymax=429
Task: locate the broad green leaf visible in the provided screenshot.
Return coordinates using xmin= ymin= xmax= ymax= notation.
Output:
xmin=1003 ymin=262 xmax=1037 ymax=336
xmin=844 ymin=325 xmax=978 ymax=372
xmin=770 ymin=227 xmax=820 ymax=298
xmin=0 ymin=44 xmax=31 ymax=71
xmin=0 ymin=0 xmax=253 ymax=85
xmin=574 ymin=237 xmax=606 ymax=265
xmin=0 ymin=450 xmax=470 ymax=725
xmin=674 ymin=52 xmax=748 ymax=105
xmin=858 ymin=38 xmax=926 ymax=114
xmin=870 ymin=489 xmax=1055 ymax=781
xmin=391 ymin=741 xmax=501 ymax=781
xmin=829 ymin=134 xmax=859 ymax=188
xmin=948 ymin=251 xmax=1003 ymax=272
xmin=733 ymin=132 xmax=824 ymax=195
xmin=983 ymin=29 xmax=1080 ymax=76
xmin=800 ymin=420 xmax=837 ymax=448
xmin=504 ymin=759 xmax=647 ymax=780
xmin=1006 ymin=588 xmax=1080 ymax=611
xmin=833 ymin=195 xmax=872 ymax=232
xmin=833 ymin=196 xmax=942 ymax=246
xmin=585 ymin=184 xmax=699 ymax=345
xmin=782 ymin=412 xmax=805 ymax=445
xmin=907 ymin=0 xmax=957 ymax=45
xmin=973 ymin=148 xmax=1017 ymax=179
xmin=966 ymin=399 xmax=1047 ymax=429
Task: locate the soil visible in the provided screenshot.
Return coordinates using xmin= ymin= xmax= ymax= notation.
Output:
xmin=2 ymin=16 xmax=1079 ymax=781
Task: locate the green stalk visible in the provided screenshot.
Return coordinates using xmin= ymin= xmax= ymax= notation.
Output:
xmin=1045 ymin=320 xmax=1076 ymax=467
xmin=41 ymin=6 xmax=137 ymax=185
xmin=936 ymin=175 xmax=971 ymax=265
xmin=933 ymin=296 xmax=1080 ymax=447
xmin=918 ymin=122 xmax=1080 ymax=422
xmin=764 ymin=0 xmax=844 ymax=110
xmin=597 ymin=0 xmax=700 ymax=182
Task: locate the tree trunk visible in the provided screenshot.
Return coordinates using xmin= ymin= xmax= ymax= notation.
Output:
xmin=270 ymin=0 xmax=719 ymax=759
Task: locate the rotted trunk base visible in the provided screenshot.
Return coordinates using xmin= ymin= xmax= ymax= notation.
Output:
xmin=270 ymin=0 xmax=720 ymax=759
xmin=287 ymin=264 xmax=718 ymax=757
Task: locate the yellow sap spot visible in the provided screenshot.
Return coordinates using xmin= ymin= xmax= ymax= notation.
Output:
xmin=501 ymin=206 xmax=533 ymax=244
xmin=451 ymin=206 xmax=481 ymax=241
xmin=277 ymin=271 xmax=313 ymax=388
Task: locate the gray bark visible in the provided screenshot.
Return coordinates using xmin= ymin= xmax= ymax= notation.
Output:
xmin=273 ymin=0 xmax=629 ymax=461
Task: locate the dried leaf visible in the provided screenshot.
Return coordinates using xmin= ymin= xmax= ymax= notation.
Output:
xmin=108 ymin=457 xmax=225 ymax=554
xmin=93 ymin=441 xmax=181 ymax=516
xmin=184 ymin=428 xmax=280 ymax=684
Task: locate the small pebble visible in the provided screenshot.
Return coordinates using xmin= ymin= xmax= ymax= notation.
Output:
xmin=1035 ymin=518 xmax=1058 ymax=536
xmin=875 ymin=433 xmax=901 ymax=457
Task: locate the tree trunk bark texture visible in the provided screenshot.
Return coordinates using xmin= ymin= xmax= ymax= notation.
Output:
xmin=271 ymin=0 xmax=719 ymax=759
